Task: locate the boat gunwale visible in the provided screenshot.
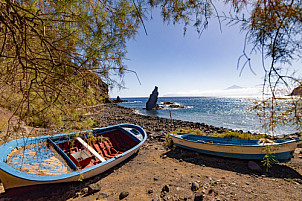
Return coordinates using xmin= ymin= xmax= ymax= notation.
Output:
xmin=0 ymin=124 xmax=147 ymax=182
xmin=171 ymin=133 xmax=299 ymax=147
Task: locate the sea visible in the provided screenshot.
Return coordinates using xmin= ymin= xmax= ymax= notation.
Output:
xmin=118 ymin=97 xmax=298 ymax=135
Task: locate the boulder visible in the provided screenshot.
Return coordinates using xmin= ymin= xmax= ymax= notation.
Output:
xmin=161 ymin=185 xmax=170 ymax=193
xmin=248 ymin=161 xmax=262 ymax=172
xmin=191 ymin=182 xmax=200 ymax=191
xmin=119 ymin=191 xmax=129 ymax=200
xmin=87 ymin=183 xmax=101 ymax=195
xmin=97 ymin=192 xmax=109 ymax=200
xmin=194 ymin=193 xmax=204 ymax=201
xmin=146 ymin=86 xmax=159 ymax=110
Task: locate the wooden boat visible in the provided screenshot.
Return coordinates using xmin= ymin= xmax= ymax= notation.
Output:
xmin=170 ymin=133 xmax=299 ymax=162
xmin=0 ymin=124 xmax=147 ymax=190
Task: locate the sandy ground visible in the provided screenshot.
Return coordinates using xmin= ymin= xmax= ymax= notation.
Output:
xmin=0 ymin=103 xmax=301 ymax=201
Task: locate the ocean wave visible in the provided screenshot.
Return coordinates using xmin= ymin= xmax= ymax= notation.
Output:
xmin=123 ymin=101 xmax=142 ymax=103
xmin=133 ymin=109 xmax=145 ymax=115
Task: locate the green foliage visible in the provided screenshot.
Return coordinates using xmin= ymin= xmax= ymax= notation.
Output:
xmin=248 ymin=0 xmax=302 ymax=64
xmin=262 ymin=146 xmax=279 ymax=172
xmin=169 ymin=127 xmax=206 ymax=136
xmin=166 ymin=127 xmax=205 ymax=147
xmin=209 ymin=131 xmax=268 ymax=140
xmin=78 ymin=173 xmax=84 ymax=182
xmin=164 ymin=133 xmax=174 ymax=148
xmin=0 ymin=116 xmax=8 ymax=133
xmin=0 ymin=0 xmax=141 ymax=136
xmin=97 ymin=136 xmax=109 ymax=143
xmin=252 ymin=96 xmax=302 ymax=134
xmin=242 ymin=0 xmax=302 ymax=134
xmin=86 ymin=131 xmax=96 ymax=146
xmin=168 ymin=127 xmax=269 ymax=140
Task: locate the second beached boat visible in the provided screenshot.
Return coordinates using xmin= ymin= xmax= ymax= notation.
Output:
xmin=170 ymin=133 xmax=298 ymax=162
xmin=0 ymin=124 xmax=147 ymax=191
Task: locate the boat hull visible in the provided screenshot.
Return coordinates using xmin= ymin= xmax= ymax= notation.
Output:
xmin=0 ymin=124 xmax=147 ymax=190
xmin=171 ymin=134 xmax=298 ymax=162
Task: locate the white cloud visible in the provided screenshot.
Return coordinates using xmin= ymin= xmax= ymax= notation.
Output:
xmin=163 ymin=87 xmax=266 ymax=98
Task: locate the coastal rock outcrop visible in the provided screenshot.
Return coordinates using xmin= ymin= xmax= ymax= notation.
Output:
xmin=146 ymin=86 xmax=159 ymax=110
xmin=113 ymin=96 xmax=128 ymax=103
xmin=154 ymin=101 xmax=187 ymax=110
xmin=162 ymin=102 xmax=187 ymax=109
xmin=116 ymin=96 xmax=122 ymax=102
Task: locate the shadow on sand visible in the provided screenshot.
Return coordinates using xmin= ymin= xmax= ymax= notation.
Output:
xmin=0 ymin=152 xmax=139 ymax=201
xmin=164 ymin=146 xmax=302 ymax=180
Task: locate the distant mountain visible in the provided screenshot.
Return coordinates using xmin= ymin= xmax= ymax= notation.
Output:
xmin=290 ymin=85 xmax=302 ymax=96
xmin=225 ymin=85 xmax=243 ymax=90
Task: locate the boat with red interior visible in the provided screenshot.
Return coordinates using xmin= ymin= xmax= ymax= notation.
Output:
xmin=0 ymin=124 xmax=147 ymax=190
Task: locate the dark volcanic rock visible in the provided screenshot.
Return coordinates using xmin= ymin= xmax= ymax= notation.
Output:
xmin=191 ymin=182 xmax=200 ymax=191
xmin=116 ymin=96 xmax=122 ymax=102
xmin=119 ymin=191 xmax=129 ymax=200
xmin=161 ymin=185 xmax=170 ymax=193
xmin=248 ymin=161 xmax=262 ymax=173
xmin=87 ymin=183 xmax=101 ymax=195
xmin=194 ymin=193 xmax=204 ymax=201
xmin=146 ymin=86 xmax=159 ymax=110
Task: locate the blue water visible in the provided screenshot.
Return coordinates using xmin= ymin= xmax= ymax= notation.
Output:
xmin=118 ymin=97 xmax=297 ymax=135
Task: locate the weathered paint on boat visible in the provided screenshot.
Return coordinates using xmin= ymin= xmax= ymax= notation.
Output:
xmin=171 ymin=133 xmax=298 ymax=162
xmin=0 ymin=124 xmax=147 ymax=190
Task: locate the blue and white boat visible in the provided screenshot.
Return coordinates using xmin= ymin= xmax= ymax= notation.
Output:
xmin=0 ymin=124 xmax=147 ymax=191
xmin=170 ymin=133 xmax=298 ymax=162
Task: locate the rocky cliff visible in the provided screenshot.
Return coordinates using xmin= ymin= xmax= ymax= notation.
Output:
xmin=85 ymin=72 xmax=111 ymax=103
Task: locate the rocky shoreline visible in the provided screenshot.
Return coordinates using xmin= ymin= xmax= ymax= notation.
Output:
xmin=88 ymin=103 xmax=301 ymax=139
xmin=0 ymin=103 xmax=301 ymax=201
xmin=90 ymin=103 xmax=230 ymax=140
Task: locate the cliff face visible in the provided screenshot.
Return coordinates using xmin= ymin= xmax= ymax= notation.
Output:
xmin=291 ymin=85 xmax=302 ymax=96
xmin=86 ymin=73 xmax=111 ymax=103
xmin=94 ymin=78 xmax=110 ymax=103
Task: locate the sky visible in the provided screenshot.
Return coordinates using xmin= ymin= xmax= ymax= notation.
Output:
xmin=109 ymin=7 xmax=295 ymax=98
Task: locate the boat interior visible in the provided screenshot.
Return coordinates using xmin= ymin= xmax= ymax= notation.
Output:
xmin=6 ymin=128 xmax=140 ymax=175
xmin=55 ymin=129 xmax=139 ymax=169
